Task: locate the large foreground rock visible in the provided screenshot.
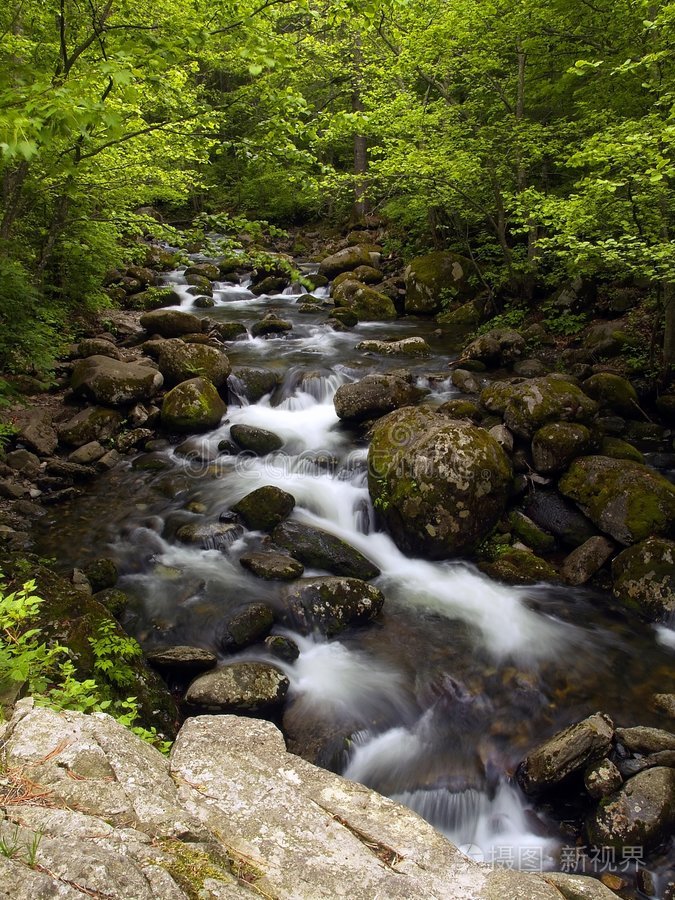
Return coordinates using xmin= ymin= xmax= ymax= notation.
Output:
xmin=559 ymin=456 xmax=675 ymax=545
xmin=272 ymin=520 xmax=380 ymax=579
xmin=281 ymin=576 xmax=384 ymax=635
xmin=368 ymin=407 xmax=512 ymax=558
xmin=404 ymin=250 xmax=473 ymax=314
xmin=334 ymin=374 xmax=425 ymax=423
xmin=72 ymin=355 xmax=163 ymax=406
xmin=586 ymin=767 xmax=675 ymax=850
xmin=161 ymin=377 xmax=226 ymax=432
xmin=331 ymin=280 xmax=397 ymax=320
xmin=0 ymin=702 xmax=577 ymax=900
xmin=611 ymin=537 xmax=675 ymax=621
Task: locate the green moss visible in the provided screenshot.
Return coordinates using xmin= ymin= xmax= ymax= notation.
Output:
xmin=479 ymin=549 xmax=559 ymax=585
xmin=600 ymin=436 xmax=644 ymax=463
xmin=508 ymin=511 xmax=556 ymax=554
xmin=157 ymin=840 xmax=235 ymax=899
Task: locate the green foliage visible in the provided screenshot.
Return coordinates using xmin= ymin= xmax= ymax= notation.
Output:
xmin=475 ymin=306 xmax=528 ymax=336
xmin=0 ymin=824 xmax=42 ymax=867
xmin=541 ymin=309 xmax=588 ymax=337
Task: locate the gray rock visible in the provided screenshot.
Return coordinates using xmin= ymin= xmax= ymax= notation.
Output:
xmin=251 ymin=314 xmax=293 ymax=337
xmin=281 ymin=576 xmax=384 ymax=636
xmin=451 ymin=368 xmax=484 ymax=394
xmin=228 ymin=367 xmax=278 ymax=403
xmin=333 ymin=374 xmax=424 ymax=423
xmin=176 ymin=521 xmax=243 ymax=550
xmin=158 ymin=340 xmax=231 ymax=387
xmin=14 ymin=409 xmax=58 ymax=455
xmin=4 ymin=449 xmax=41 ymax=478
xmin=319 ymin=245 xmax=373 ymax=278
xmin=232 ymin=485 xmax=295 ymax=531
xmin=68 ymin=440 xmax=106 ymax=464
xmin=612 ymin=537 xmax=675 ymax=621
xmin=531 ymin=423 xmax=593 ymax=473
xmin=356 ymin=337 xmax=431 ymax=357
xmin=586 ymin=767 xmax=675 ymax=850
xmin=524 ymin=490 xmax=597 ymax=548
xmin=615 ymin=726 xmax=675 ymax=754
xmin=146 ymin=646 xmax=218 ymax=675
xmin=561 ymin=536 xmax=615 ymax=586
xmin=488 ymin=424 xmax=514 ymax=452
xmin=463 ymin=328 xmax=526 ymax=366
xmin=216 ymin=603 xmax=275 ymax=651
xmin=230 ymin=423 xmax=283 ymax=455
xmin=58 ymin=407 xmax=123 ymax=447
xmin=543 ymin=872 xmax=624 ymax=899
xmin=271 ymin=520 xmax=380 ymax=580
xmin=185 ymin=663 xmax=289 ymax=712
xmin=140 ymin=308 xmax=202 ymax=337
xmin=72 ymin=356 xmax=163 ymax=407
xmin=77 ymin=338 xmax=122 ymax=360
xmin=240 ymin=552 xmax=304 ymax=581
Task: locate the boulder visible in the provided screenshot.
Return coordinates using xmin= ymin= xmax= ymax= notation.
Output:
xmin=481 ymin=376 xmax=598 ymax=438
xmin=584 ymin=759 xmax=623 ymax=799
xmin=251 ymin=314 xmax=293 ymax=337
xmin=230 ymin=423 xmax=283 ymax=455
xmin=524 ymin=490 xmax=597 ymax=548
xmin=531 ymin=423 xmax=593 ymax=474
xmin=600 ymin=436 xmax=643 ymax=463
xmin=250 ymin=275 xmax=289 ymax=295
xmin=240 ymin=552 xmax=304 ymax=581
xmin=4 ymin=449 xmax=41 ymax=478
xmin=176 ymin=521 xmax=243 ymax=550
xmin=271 ymin=521 xmax=380 ymax=580
xmin=479 ymin=549 xmax=558 ymax=585
xmin=559 ymin=457 xmax=675 ymax=545
xmin=334 ymin=374 xmax=425 ymax=423
xmin=508 ymin=511 xmax=556 ymax=554
xmin=185 ymin=262 xmax=219 ymax=280
xmin=451 ymin=368 xmax=484 ymax=394
xmin=583 ymin=322 xmax=629 ymax=357
xmin=436 ymin=299 xmax=482 ymax=330
xmin=160 ymin=378 xmax=226 ymax=432
xmin=232 ymin=485 xmax=295 ymax=531
xmin=615 ymin=726 xmax=675 ymax=754
xmin=351 ymin=264 xmax=382 ymax=284
xmin=513 ymin=358 xmax=550 ymax=378
xmin=331 ymin=281 xmax=397 ymax=320
xmin=125 ymin=286 xmax=179 ymax=311
xmin=146 ymin=645 xmax=217 ymax=675
xmin=586 ymin=767 xmax=675 ymax=850
xmin=140 ymin=308 xmax=203 ymax=337
xmin=228 ymin=366 xmax=279 ymax=403
xmin=463 ymin=328 xmax=526 ymax=366
xmin=71 ymin=356 xmax=163 ymax=407
xmin=13 ymin=409 xmax=58 ymax=456
xmin=518 ymin=713 xmax=614 ymax=794
xmin=185 ymin=662 xmax=288 ymax=712
xmin=331 ymin=307 xmax=359 ymax=327
xmin=561 ymin=537 xmax=615 ymax=586
xmin=356 ymin=337 xmax=431 ymax=357
xmin=76 ymin=338 xmax=121 ymax=360
xmin=319 ymin=245 xmax=373 ymax=278
xmin=582 ymin=373 xmax=639 ymax=417
xmin=612 ymin=538 xmax=675 ymax=621
xmin=404 ymin=251 xmax=473 ymax=314
xmin=543 ymin=873 xmax=627 ymax=900
xmin=281 ymin=576 xmax=384 ymax=636
xmin=81 ymin=558 xmax=118 ymax=593
xmin=368 ymin=407 xmax=511 ymax=558
xmin=68 ymin=440 xmax=106 ymax=465
xmin=216 ymin=603 xmax=275 ymax=650
xmin=437 ymin=399 xmax=482 ymax=422
xmin=157 ymin=341 xmax=230 ymax=387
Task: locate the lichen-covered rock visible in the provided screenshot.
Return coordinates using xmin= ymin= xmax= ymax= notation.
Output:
xmin=582 ymin=373 xmax=639 ymax=417
xmin=271 ymin=520 xmax=380 ymax=580
xmin=451 ymin=368 xmax=484 ymax=394
xmin=584 ymin=759 xmax=623 ymax=799
xmin=140 ymin=308 xmax=203 ymax=337
xmin=561 ymin=536 xmax=615 ymax=586
xmin=586 ymin=767 xmax=675 ymax=850
xmin=216 ymin=603 xmax=275 ymax=650
xmin=463 ymin=328 xmax=526 ymax=366
xmin=72 ymin=356 xmax=163 ymax=407
xmin=519 ymin=713 xmax=614 ymax=795
xmin=478 ymin=549 xmax=558 ymax=585
xmin=232 ymin=485 xmax=295 ymax=531
xmin=437 ymin=399 xmax=482 ymax=422
xmin=560 ymin=457 xmax=675 ymax=545
xmin=208 ymin=320 xmax=248 ymax=341
xmin=230 ymin=423 xmax=283 ymax=455
xmin=531 ymin=422 xmax=593 ymax=473
xmin=281 ymin=577 xmax=384 ymax=636
xmin=481 ymin=376 xmax=598 ymax=439
xmin=331 ymin=280 xmax=397 ymax=320
xmin=356 ymin=337 xmax=431 ymax=357
xmin=157 ymin=340 xmax=230 ymax=387
xmin=319 ymin=245 xmax=374 ymax=278
xmin=185 ymin=662 xmax=288 ymax=712
xmin=228 ymin=366 xmax=279 ymax=403
xmin=334 ymin=374 xmax=424 ymax=423
xmin=161 ymin=378 xmax=226 ymax=432
xmin=583 ymin=322 xmax=629 ymax=357
xmin=436 ymin=299 xmax=482 ymax=330
xmin=240 ymin=552 xmax=304 ymax=581
xmin=615 ymin=726 xmax=675 ymax=754
xmin=404 ymin=251 xmax=472 ymax=314
xmin=543 ymin=872 xmax=626 ymax=900
xmin=368 ymin=407 xmax=512 ymax=558
xmin=612 ymin=538 xmax=675 ymax=621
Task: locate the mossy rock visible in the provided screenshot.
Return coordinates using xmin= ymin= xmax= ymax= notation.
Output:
xmin=582 ymin=372 xmax=639 ymax=417
xmin=331 ymin=280 xmax=396 ymax=320
xmin=82 ymin=558 xmax=118 ymax=593
xmin=436 ymin=299 xmax=482 ymax=328
xmin=404 ymin=251 xmax=473 ymax=314
xmin=463 ymin=328 xmax=526 ymax=366
xmin=161 ymin=378 xmax=226 ymax=432
xmin=480 ymin=376 xmax=598 ymax=439
xmin=559 ymin=456 xmax=675 ymax=545
xmin=58 ymin=407 xmax=123 ymax=448
xmin=125 ymin=287 xmax=179 ymax=311
xmin=240 ymin=552 xmax=304 ymax=581
xmin=158 ymin=341 xmax=231 ymax=388
xmin=229 ymin=367 xmax=279 ymax=403
xmin=612 ymin=537 xmax=675 ymax=621
xmin=71 ymin=356 xmax=163 ymax=408
xmin=232 ymin=485 xmax=295 ymax=531
xmin=271 ymin=520 xmax=380 ymax=580
xmin=508 ymin=511 xmax=556 ymax=554
xmin=531 ymin=422 xmax=593 ymax=474
xmin=437 ymin=399 xmax=482 ymax=422
xmin=185 ymin=262 xmax=219 ymax=281
xmin=368 ymin=407 xmax=512 ymax=558
xmin=318 ymin=245 xmax=374 ymax=279
xmin=600 ymin=436 xmax=644 ymax=463
xmin=280 ymin=576 xmax=384 ymax=636
xmin=478 ymin=549 xmax=559 ymax=585
xmin=216 ymin=603 xmax=275 ymax=650
xmin=210 ymin=322 xmax=248 ymax=342
xmin=140 ymin=309 xmax=203 ymax=338
xmin=331 ymin=307 xmax=359 ymax=327
xmin=230 ymin=424 xmax=283 ymax=455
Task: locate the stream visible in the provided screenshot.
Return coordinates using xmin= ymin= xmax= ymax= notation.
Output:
xmin=35 ymin=261 xmax=675 ymax=890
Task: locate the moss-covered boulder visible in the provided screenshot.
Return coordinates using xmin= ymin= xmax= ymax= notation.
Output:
xmin=463 ymin=328 xmax=526 ymax=367
xmin=356 ymin=337 xmax=431 ymax=357
xmin=437 ymin=399 xmax=482 ymax=422
xmin=612 ymin=537 xmax=675 ymax=621
xmin=271 ymin=520 xmax=380 ymax=580
xmin=230 ymin=424 xmax=283 ymax=455
xmin=600 ymin=436 xmax=644 ymax=463
xmin=333 ymin=374 xmax=425 ymax=423
xmin=331 ymin=280 xmax=397 ymax=320
xmin=176 ymin=521 xmax=243 ymax=550
xmin=72 ymin=356 xmax=163 ymax=407
xmin=229 ymin=367 xmax=278 ymax=403
xmin=161 ymin=378 xmax=226 ymax=432
xmin=82 ymin=558 xmax=118 ymax=593
xmin=531 ymin=422 xmax=593 ymax=473
xmin=582 ymin=372 xmax=639 ymax=417
xmin=404 ymin=251 xmax=473 ymax=314
xmin=318 ymin=245 xmax=374 ymax=278
xmin=368 ymin=407 xmax=512 ymax=558
xmin=436 ymin=299 xmax=482 ymax=328
xmin=331 ymin=307 xmax=359 ymax=327
xmin=508 ymin=511 xmax=556 ymax=554
xmin=281 ymin=576 xmax=384 ymax=636
xmin=76 ymin=338 xmax=121 ymax=360
xmin=216 ymin=603 xmax=275 ymax=650
xmin=185 ymin=262 xmax=219 ymax=281
xmin=209 ymin=321 xmax=247 ymax=342
xmin=586 ymin=768 xmax=675 ymax=851
xmin=478 ymin=549 xmax=558 ymax=585
xmin=58 ymin=407 xmax=124 ymax=448
xmin=140 ymin=309 xmax=203 ymax=337
xmin=559 ymin=456 xmax=675 ymax=545
xmin=251 ymin=314 xmax=293 ymax=337
xmin=480 ymin=376 xmax=598 ymax=438
xmin=158 ymin=340 xmax=231 ymax=388
xmin=240 ymin=552 xmax=304 ymax=581
xmin=125 ymin=287 xmax=180 ymax=311
xmin=232 ymin=485 xmax=295 ymax=531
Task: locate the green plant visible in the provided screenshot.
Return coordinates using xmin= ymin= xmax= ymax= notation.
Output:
xmin=541 ymin=309 xmax=588 ymax=336
xmin=474 ymin=306 xmax=528 ymax=336
xmin=89 ymin=620 xmax=142 ymax=689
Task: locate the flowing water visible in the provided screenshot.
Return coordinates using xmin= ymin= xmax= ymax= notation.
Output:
xmin=35 ymin=263 xmax=675 ymax=888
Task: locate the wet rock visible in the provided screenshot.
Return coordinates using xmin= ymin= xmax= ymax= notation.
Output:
xmin=131 ymin=451 xmax=171 ymax=471
xmin=192 ymin=295 xmax=216 ymax=308
xmin=216 ymin=603 xmax=275 ymax=650
xmin=230 ymin=423 xmax=283 ymax=455
xmin=479 ymin=549 xmax=558 ymax=585
xmin=368 ymin=407 xmax=511 ymax=557
xmin=209 ymin=320 xmax=247 ymax=341
xmin=319 ymin=245 xmax=373 ymax=278
xmin=185 ymin=662 xmax=288 ymax=712
xmin=586 ymin=767 xmax=675 ymax=850
xmin=623 ymin=420 xmax=668 ymax=452
xmin=600 ymin=436 xmax=643 ymax=463
xmin=518 ymin=712 xmax=614 ymax=795
xmin=139 ymin=308 xmax=202 ymax=337
xmin=82 ymin=558 xmax=118 ymax=593
xmin=331 ymin=280 xmax=397 ymax=321
xmin=481 ymin=376 xmax=598 ymax=439
xmin=251 ymin=275 xmax=288 ymax=295
xmin=146 ymin=646 xmax=217 ymax=675
xmin=265 ymin=634 xmax=300 ymax=662
xmin=157 ymin=340 xmax=230 ymax=387
xmin=271 ymin=520 xmax=380 ymax=580
xmin=582 ymin=373 xmax=639 ymax=417
xmin=560 ymin=457 xmax=675 ymax=545
xmin=463 ymin=328 xmax=526 ymax=366
xmin=229 ymin=367 xmax=279 ymax=403
xmin=68 ymin=440 xmax=106 ymax=465
xmin=251 ymin=314 xmax=293 ymax=337
xmin=161 ymin=377 xmax=226 ymax=432
xmin=185 ymin=274 xmax=213 ymax=294
xmin=125 ymin=286 xmax=179 ymax=310
xmin=615 ymin=726 xmax=675 ymax=754
xmin=585 ymin=758 xmax=623 ymax=799
xmin=232 ymin=485 xmax=295 ymax=531
xmin=508 ymin=511 xmax=556 ymax=554
xmin=404 ymin=251 xmax=472 ymax=314
xmin=333 ymin=374 xmax=425 ymax=423
xmin=356 ymin=337 xmax=431 ymax=357
xmin=451 ymin=368 xmax=484 ymax=394
xmin=281 ymin=577 xmax=384 ymax=636
xmin=524 ymin=490 xmax=597 ymax=548
xmin=437 ymin=399 xmax=482 ymax=422
xmin=14 ymin=409 xmax=58 ymax=455
xmin=72 ymin=356 xmax=163 ymax=407
xmin=176 ymin=521 xmax=243 ymax=550
xmin=561 ymin=536 xmax=615 ymax=586
xmin=240 ymin=552 xmax=304 ymax=581
xmin=331 ymin=307 xmax=359 ymax=327
xmin=531 ymin=423 xmax=593 ymax=473
xmin=185 ymin=262 xmax=219 ymax=280
xmin=96 ymin=449 xmax=120 ymax=471
xmin=116 ymin=428 xmax=155 ymax=453
xmin=4 ymin=449 xmax=41 ymax=479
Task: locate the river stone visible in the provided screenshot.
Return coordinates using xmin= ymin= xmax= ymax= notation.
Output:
xmin=232 ymin=485 xmax=295 ymax=531
xmin=611 ymin=538 xmax=675 ymax=622
xmin=71 ymin=356 xmax=163 ymax=407
xmin=479 ymin=549 xmax=558 ymax=586
xmin=436 ymin=299 xmax=482 ymax=331
xmin=518 ymin=712 xmax=614 ymax=795
xmin=265 ymin=634 xmax=300 ymax=662
xmin=4 ymin=449 xmax=41 ymax=478
xmin=451 ymin=368 xmax=484 ymax=394
xmin=140 ymin=308 xmax=203 ymax=337
xmin=334 ymin=374 xmax=425 ymax=423
xmin=251 ymin=275 xmax=288 ymax=295
xmin=616 ymin=726 xmax=675 ymax=754
xmin=319 ymin=245 xmax=373 ymax=278
xmin=230 ymin=423 xmax=283 ymax=455
xmin=146 ymin=646 xmax=217 ymax=675
xmin=92 ymin=588 xmax=129 ymax=618
xmin=229 ymin=366 xmax=279 ymax=402
xmin=240 ymin=552 xmax=304 ymax=581
xmin=217 ymin=603 xmax=275 ymax=650
xmin=251 ymin=314 xmax=293 ymax=337
xmin=331 ymin=306 xmax=359 ymax=327
xmin=582 ymin=373 xmax=639 ymax=417
xmin=350 ymin=264 xmax=382 ymax=284
xmin=560 ymin=457 xmax=675 ymax=545
xmin=531 ymin=423 xmax=593 ymax=473
xmin=524 ymin=490 xmax=597 ymax=548
xmin=586 ymin=767 xmax=675 ymax=850
xmin=404 ymin=250 xmax=472 ymax=314
xmin=463 ymin=328 xmax=526 ymax=366
xmin=561 ymin=536 xmax=615 ymax=585
xmin=332 ymin=281 xmax=397 ymax=321
xmin=368 ymin=407 xmax=512 ymax=558
xmin=185 ymin=262 xmax=219 ymax=280
xmin=208 ymin=321 xmax=247 ymax=342
xmin=271 ymin=520 xmax=380 ymax=580
xmin=356 ymin=337 xmax=431 ymax=357
xmin=161 ymin=378 xmax=226 ymax=432
xmin=281 ymin=577 xmax=384 ymax=636
xmin=437 ymin=399 xmax=482 ymax=422
xmin=185 ymin=274 xmax=213 ymax=293
xmin=185 ymin=662 xmax=288 ymax=712
xmin=68 ymin=440 xmax=106 ymax=464
xmin=157 ymin=340 xmax=230 ymax=387
xmin=77 ymin=338 xmax=121 ymax=360
xmin=176 ymin=521 xmax=243 ymax=550
xmin=584 ymin=758 xmax=623 ymax=799
xmin=481 ymin=376 xmax=598 ymax=439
